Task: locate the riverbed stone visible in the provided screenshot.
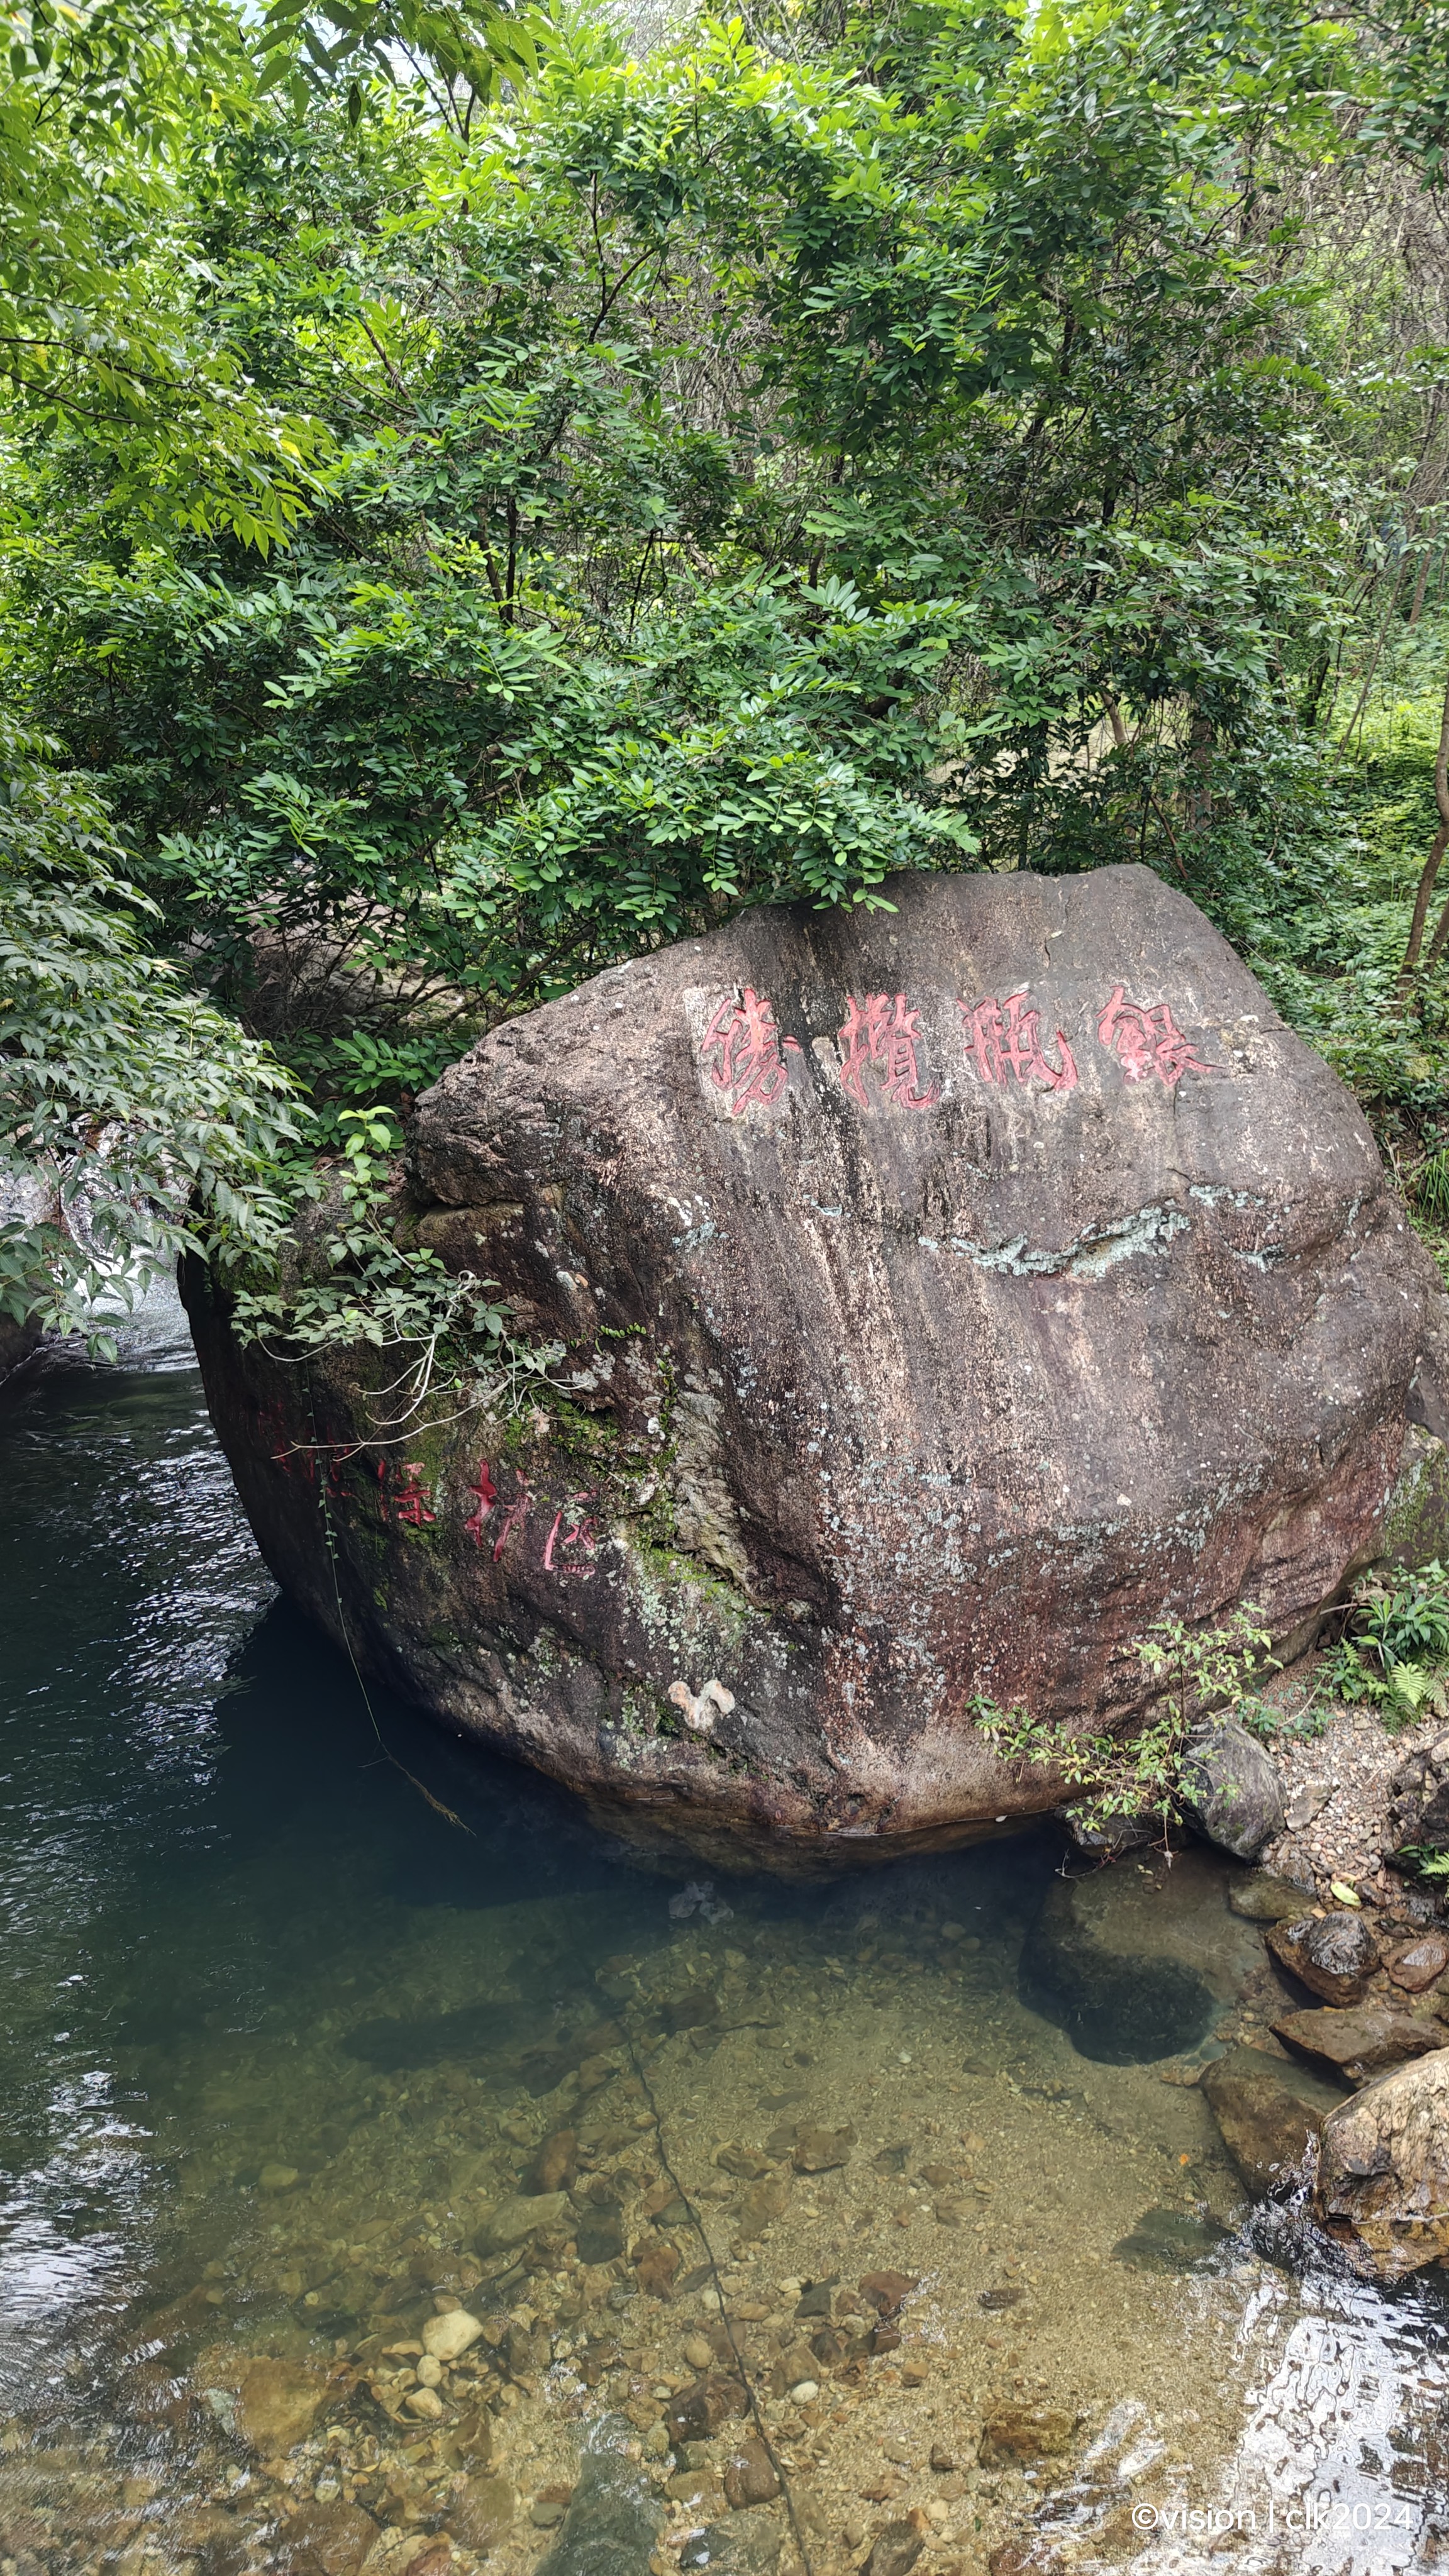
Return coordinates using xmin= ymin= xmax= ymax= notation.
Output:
xmin=979 ymin=2406 xmax=1079 ymax=2466
xmin=1201 ymin=2048 xmax=1338 ymax=2194
xmin=448 ymin=2475 xmax=516 ymax=2554
xmin=680 ymin=2506 xmax=783 ymax=2576
xmin=533 ymin=2421 xmax=663 ymax=2576
xmin=527 ymin=2128 xmax=579 ymax=2194
xmin=421 ymin=2307 xmax=483 ymax=2362
xmin=1315 ymin=2046 xmax=1449 ymax=2280
xmin=184 ymin=867 xmax=1445 ymax=1874
xmin=1272 ymin=2003 xmax=1446 ymax=2084
xmin=274 ymin=2499 xmax=378 ymax=2576
xmin=723 ymin=2440 xmax=781 ymax=2510
xmin=736 ymin=2176 xmax=790 ymax=2241
xmin=862 ymin=2525 xmax=924 ymax=2576
xmin=1180 ymin=1719 xmax=1285 ymax=1860
xmin=233 ymin=2357 xmax=330 ymax=2453
xmin=791 ymin=2125 xmax=853 ymax=2174
xmin=1020 ymin=1845 xmax=1261 ymax=2062
xmin=1384 ymin=1932 xmax=1449 ymax=1992
xmin=1228 ymin=1871 xmax=1314 ymax=1922
xmin=475 ymin=2190 xmax=569 ymax=2253
xmin=1266 ymin=1911 xmax=1379 ymax=2006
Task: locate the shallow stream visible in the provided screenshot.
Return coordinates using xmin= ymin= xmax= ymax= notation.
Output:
xmin=1 ymin=1297 xmax=1446 ymax=2576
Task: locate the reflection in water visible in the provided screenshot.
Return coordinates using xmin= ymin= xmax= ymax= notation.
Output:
xmin=0 ymin=1287 xmax=1443 ymax=2574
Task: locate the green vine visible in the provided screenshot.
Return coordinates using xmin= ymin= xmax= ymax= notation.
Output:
xmin=974 ymin=1606 xmax=1277 ymax=1843
xmin=228 ymin=1108 xmax=565 ymax=1430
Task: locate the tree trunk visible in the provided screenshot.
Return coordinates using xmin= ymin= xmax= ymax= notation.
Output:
xmin=1401 ymin=670 xmax=1449 ymax=985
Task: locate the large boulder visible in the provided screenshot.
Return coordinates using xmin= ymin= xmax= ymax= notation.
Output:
xmin=1315 ymin=2047 xmax=1449 ymax=2280
xmin=184 ymin=867 xmax=1443 ymax=1871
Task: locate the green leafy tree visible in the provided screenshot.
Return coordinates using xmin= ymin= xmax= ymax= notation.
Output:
xmin=0 ymin=719 xmax=297 ymax=1345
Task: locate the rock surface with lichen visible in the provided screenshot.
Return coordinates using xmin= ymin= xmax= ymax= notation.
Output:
xmin=184 ymin=867 xmax=1444 ymax=1872
xmin=1315 ymin=2045 xmax=1449 ymax=2279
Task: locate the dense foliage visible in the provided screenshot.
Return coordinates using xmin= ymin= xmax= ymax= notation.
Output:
xmin=4 ymin=0 xmax=1449 ymax=1333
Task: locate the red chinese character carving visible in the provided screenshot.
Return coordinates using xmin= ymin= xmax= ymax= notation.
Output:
xmin=1097 ymin=987 xmax=1213 ymax=1087
xmin=394 ymin=1462 xmax=436 ymax=1526
xmin=492 ymin=1484 xmax=531 ymax=1563
xmin=700 ymin=987 xmax=792 ymax=1116
xmin=958 ymin=991 xmax=1078 ymax=1093
xmin=465 ymin=1460 xmax=497 ymax=1547
xmin=837 ymin=993 xmax=941 ymax=1111
xmin=543 ymin=1496 xmax=599 ymax=1577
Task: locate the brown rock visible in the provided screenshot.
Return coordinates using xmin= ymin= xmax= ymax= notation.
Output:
xmin=275 ymin=2501 xmax=379 ymax=2576
xmin=767 ymin=2340 xmax=819 ymax=2396
xmin=1272 ymin=2004 xmax=1445 ymax=2084
xmin=1266 ymin=1913 xmax=1378 ymax=2006
xmin=716 ymin=2143 xmax=773 ymax=2179
xmin=659 ymin=1987 xmax=719 ymax=2035
xmin=447 ymin=2475 xmax=516 ymax=2554
xmin=1385 ymin=1933 xmax=1449 ymax=1993
xmin=450 ymin=2406 xmax=494 ymax=2468
xmin=930 ymin=2445 xmax=959 ymax=2473
xmin=978 ymin=2406 xmax=1079 ymax=2466
xmin=525 ymin=2128 xmax=578 ymax=2194
xmin=1316 ymin=2047 xmax=1449 ymax=2280
xmin=1201 ymin=2051 xmax=1328 ymax=2194
xmin=1229 ymin=1872 xmax=1316 ymax=1922
xmin=474 ymin=2189 xmax=570 ymax=2255
xmin=233 ymin=2358 xmax=330 ymax=2453
xmin=988 ymin=2546 xmax=1038 ymax=2576
xmin=723 ymin=2438 xmax=782 ymax=2509
xmin=858 ymin=2271 xmax=916 ymax=2316
xmin=186 ymin=868 xmax=1438 ymax=1874
xmin=634 ymin=2242 xmax=680 ymax=2298
xmin=668 ymin=2468 xmax=726 ymax=2509
xmin=667 ymin=2372 xmax=750 ymax=2446
xmin=862 ymin=2523 xmax=924 ymax=2576
xmin=402 ymin=2548 xmax=452 ymax=2576
xmin=737 ymin=2175 xmax=791 ymax=2240
xmin=792 ymin=2125 xmax=855 ymax=2174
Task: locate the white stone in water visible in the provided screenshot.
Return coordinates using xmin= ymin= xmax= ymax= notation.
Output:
xmin=258 ymin=2163 xmax=298 ymax=2193
xmin=416 ymin=2356 xmax=443 ymax=2388
xmin=423 ymin=2308 xmax=484 ymax=2362
xmin=789 ymin=2380 xmax=819 ymax=2404
xmin=404 ymin=2385 xmax=445 ymax=2420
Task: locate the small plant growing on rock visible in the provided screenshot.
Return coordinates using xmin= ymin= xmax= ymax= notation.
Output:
xmin=229 ymin=1104 xmax=566 ymax=1427
xmin=974 ymin=1605 xmax=1274 ymax=1846
xmin=1327 ymin=1560 xmax=1449 ymax=1731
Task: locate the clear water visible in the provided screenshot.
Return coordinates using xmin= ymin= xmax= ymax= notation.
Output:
xmin=0 ymin=1296 xmax=1446 ymax=2576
